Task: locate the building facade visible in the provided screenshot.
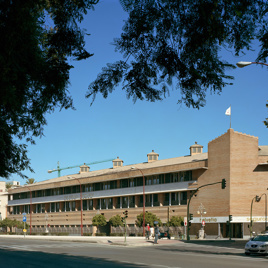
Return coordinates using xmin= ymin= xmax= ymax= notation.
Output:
xmin=0 ymin=181 xmax=8 ymax=221
xmin=7 ymin=129 xmax=268 ymax=238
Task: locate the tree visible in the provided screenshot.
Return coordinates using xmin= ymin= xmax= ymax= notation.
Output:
xmin=5 ymin=182 xmax=12 ymax=190
xmin=0 ymin=218 xmax=28 ymax=232
xmin=87 ymin=0 xmax=268 ymax=124
xmin=168 ymin=216 xmax=184 ymax=227
xmin=109 ymin=214 xmax=124 ymax=227
xmin=25 ymin=178 xmax=36 ymax=185
xmin=0 ymin=0 xmax=99 ymax=179
xmin=136 ymin=212 xmax=162 ymax=227
xmin=92 ymin=214 xmax=107 ymax=229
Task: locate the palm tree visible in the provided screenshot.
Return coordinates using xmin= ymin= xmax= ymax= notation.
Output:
xmin=25 ymin=178 xmax=36 ymax=185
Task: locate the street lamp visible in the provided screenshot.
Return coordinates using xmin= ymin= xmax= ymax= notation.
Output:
xmin=236 ymin=61 xmax=268 ymax=68
xmin=67 ymin=176 xmax=83 ymax=236
xmin=131 ymin=166 xmax=145 ymax=237
xmin=256 ymin=193 xmax=267 ymax=231
xmin=250 ymin=195 xmax=260 ymax=237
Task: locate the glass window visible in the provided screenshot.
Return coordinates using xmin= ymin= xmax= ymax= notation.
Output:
xmin=121 ymin=179 xmax=128 ymax=188
xmin=146 ymin=177 xmax=152 ymax=185
xmin=153 ymin=175 xmax=159 ymax=185
xmin=56 ymin=202 xmax=60 ymax=212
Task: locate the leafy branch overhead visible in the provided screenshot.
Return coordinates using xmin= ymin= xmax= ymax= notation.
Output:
xmin=88 ymin=0 xmax=268 ymax=109
xmin=0 ymin=0 xmax=99 ymax=178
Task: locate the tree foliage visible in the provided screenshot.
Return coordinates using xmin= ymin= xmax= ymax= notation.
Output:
xmin=25 ymin=178 xmax=36 ymax=185
xmin=92 ymin=214 xmax=107 ymax=227
xmin=168 ymin=216 xmax=184 ymax=227
xmin=136 ymin=212 xmax=162 ymax=227
xmin=109 ymin=214 xmax=124 ymax=227
xmin=5 ymin=182 xmax=12 ymax=190
xmin=0 ymin=218 xmax=28 ymax=230
xmin=88 ymin=0 xmax=268 ymax=121
xmin=0 ymin=0 xmax=99 ymax=179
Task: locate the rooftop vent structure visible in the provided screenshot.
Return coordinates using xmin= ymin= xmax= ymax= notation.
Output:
xmin=79 ymin=164 xmax=90 ymax=173
xmin=147 ymin=150 xmax=159 ymax=162
xmin=190 ymin=142 xmax=203 ymax=156
xmin=113 ymin=157 xmax=123 ymax=168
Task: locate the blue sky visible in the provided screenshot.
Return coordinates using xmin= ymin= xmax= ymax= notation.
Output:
xmin=7 ymin=0 xmax=268 ymax=184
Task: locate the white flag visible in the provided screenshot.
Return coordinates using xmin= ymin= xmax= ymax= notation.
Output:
xmin=225 ymin=107 xmax=231 ymax=116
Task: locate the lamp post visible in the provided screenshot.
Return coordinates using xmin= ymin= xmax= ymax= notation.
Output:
xmin=25 ymin=186 xmax=32 ymax=235
xmin=256 ymin=193 xmax=267 ymax=231
xmin=131 ymin=167 xmax=145 ymax=237
xmin=250 ymin=195 xmax=259 ymax=237
xmin=68 ymin=176 xmax=83 ymax=236
xmin=236 ymin=61 xmax=268 ymax=68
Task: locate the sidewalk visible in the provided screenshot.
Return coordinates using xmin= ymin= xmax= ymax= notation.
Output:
xmin=0 ymin=234 xmax=181 ymax=247
xmin=0 ymin=234 xmax=248 ymax=249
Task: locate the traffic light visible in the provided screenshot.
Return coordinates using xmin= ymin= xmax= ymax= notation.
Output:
xmin=190 ymin=213 xmax=193 ymax=221
xmin=188 ymin=222 xmax=191 ymax=227
xmin=221 ymin=178 xmax=226 ymax=189
xmin=125 ymin=210 xmax=128 ymax=218
xmin=229 ymin=215 xmax=232 ymax=222
xmin=121 ymin=217 xmax=124 ymax=222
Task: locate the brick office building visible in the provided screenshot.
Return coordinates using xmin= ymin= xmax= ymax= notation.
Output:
xmin=7 ymin=129 xmax=268 ymax=238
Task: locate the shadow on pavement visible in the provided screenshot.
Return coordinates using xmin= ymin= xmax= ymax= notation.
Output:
xmin=155 ymin=240 xmax=268 ymax=260
xmin=0 ymin=248 xmax=148 ymax=268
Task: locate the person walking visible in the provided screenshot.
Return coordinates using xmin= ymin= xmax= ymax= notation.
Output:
xmin=154 ymin=224 xmax=160 ymax=244
xmin=146 ymin=224 xmax=150 ymax=240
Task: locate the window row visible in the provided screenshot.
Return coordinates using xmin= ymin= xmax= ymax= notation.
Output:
xmin=12 ymin=171 xmax=192 ymax=200
xmin=10 ymin=192 xmax=188 ymax=214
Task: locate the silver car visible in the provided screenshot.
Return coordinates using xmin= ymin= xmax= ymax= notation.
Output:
xmin=245 ymin=234 xmax=268 ymax=255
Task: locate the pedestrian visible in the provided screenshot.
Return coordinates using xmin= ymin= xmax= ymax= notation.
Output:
xmin=146 ymin=224 xmax=150 ymax=240
xmin=154 ymin=224 xmax=160 ymax=244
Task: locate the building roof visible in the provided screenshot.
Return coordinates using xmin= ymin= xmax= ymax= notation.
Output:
xmin=10 ymin=152 xmax=208 ymax=192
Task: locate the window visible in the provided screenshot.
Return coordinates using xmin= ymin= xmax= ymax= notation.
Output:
xmin=120 ymin=179 xmax=128 ymax=188
xmin=180 ymin=191 xmax=187 ymax=205
xmin=152 ymin=175 xmax=159 ymax=185
xmin=129 ymin=178 xmax=135 ymax=187
xmin=146 ymin=177 xmax=152 ymax=185
xmin=102 ymin=182 xmax=110 ymax=190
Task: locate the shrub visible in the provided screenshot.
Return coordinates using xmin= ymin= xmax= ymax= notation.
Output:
xmin=110 ymin=233 xmax=124 ymax=236
xmin=83 ymin=233 xmax=92 ymax=236
xmin=95 ymin=233 xmax=106 ymax=236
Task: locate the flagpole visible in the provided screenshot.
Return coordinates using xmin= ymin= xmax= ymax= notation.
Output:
xmin=230 ymin=105 xmax=231 ymax=129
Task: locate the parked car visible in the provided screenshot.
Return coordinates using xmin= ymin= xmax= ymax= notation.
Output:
xmin=245 ymin=234 xmax=268 ymax=255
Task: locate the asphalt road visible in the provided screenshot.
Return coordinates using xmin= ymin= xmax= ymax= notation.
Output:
xmin=0 ymin=238 xmax=267 ymax=268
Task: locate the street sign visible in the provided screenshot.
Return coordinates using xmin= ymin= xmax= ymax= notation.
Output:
xmin=23 ymin=229 xmax=27 ymax=233
xmin=184 ymin=217 xmax=187 ymax=226
xmin=22 ymin=216 xmax=27 ymax=222
xmin=202 ymin=220 xmax=205 ymax=226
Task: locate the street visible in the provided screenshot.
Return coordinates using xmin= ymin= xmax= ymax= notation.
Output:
xmin=0 ymin=237 xmax=267 ymax=268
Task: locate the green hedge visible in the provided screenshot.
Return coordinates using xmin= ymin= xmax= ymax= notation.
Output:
xmin=95 ymin=233 xmax=106 ymax=236
xmin=110 ymin=233 xmax=124 ymax=236
xmin=83 ymin=233 xmax=92 ymax=236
